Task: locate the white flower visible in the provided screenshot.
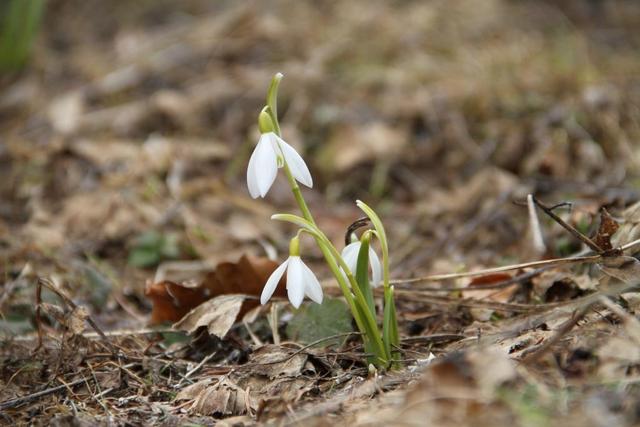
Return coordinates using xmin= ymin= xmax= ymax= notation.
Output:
xmin=247 ymin=132 xmax=313 ymax=198
xmin=260 ymin=256 xmax=323 ymax=308
xmin=341 ymin=241 xmax=382 ymax=287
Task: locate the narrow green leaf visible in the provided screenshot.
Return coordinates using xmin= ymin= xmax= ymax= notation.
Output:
xmin=355 ymin=200 xmax=389 ymax=268
xmin=383 ymin=286 xmax=401 ymax=366
xmin=357 ymin=200 xmax=399 ymax=368
xmin=353 ymin=299 xmax=378 ymax=366
xmin=383 ymin=289 xmax=393 ymax=360
xmin=0 ymin=0 xmax=44 ymax=71
xmin=356 ymin=232 xmax=375 ymax=317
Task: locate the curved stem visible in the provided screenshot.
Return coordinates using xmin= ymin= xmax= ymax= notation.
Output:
xmin=276 ymin=171 xmax=388 ymax=363
xmin=267 ymin=74 xmax=388 ymax=365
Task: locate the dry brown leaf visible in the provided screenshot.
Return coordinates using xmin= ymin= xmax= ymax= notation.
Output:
xmin=202 ymin=254 xmax=286 ymax=315
xmin=531 ymin=270 xmax=593 ymax=303
xmin=594 ymin=208 xmax=620 ymax=252
xmin=38 ymin=303 xmax=89 ymax=336
xmin=597 ymin=336 xmax=640 ymax=380
xmin=465 ymin=273 xmax=518 ymax=320
xmin=249 ymin=344 xmax=309 ymax=379
xmin=599 ymin=255 xmax=640 ymax=292
xmin=468 ymin=273 xmax=513 ymax=286
xmin=420 ymin=167 xmax=518 ymax=217
xmin=321 ymin=122 xmax=408 ymax=173
xmin=146 ymin=254 xmax=286 ymax=324
xmin=68 ymin=306 xmax=89 ymax=335
xmin=146 ymin=280 xmax=210 ymax=324
xmin=612 ymin=200 xmax=640 ymax=249
xmin=178 ymin=378 xmax=255 ymax=416
xmin=173 ymin=294 xmax=245 ymax=338
xmin=396 ymin=346 xmax=517 ymax=427
xmin=175 ymin=379 xmax=213 ymax=401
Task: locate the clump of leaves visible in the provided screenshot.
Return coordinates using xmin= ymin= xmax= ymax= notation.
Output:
xmin=127 ymin=231 xmax=181 ymax=268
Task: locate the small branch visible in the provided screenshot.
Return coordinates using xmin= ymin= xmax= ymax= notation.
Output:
xmin=530 ymin=196 xmax=603 ymax=253
xmin=396 ymin=267 xmax=545 ymax=292
xmin=177 ymin=350 xmax=219 ymax=387
xmin=521 ymin=301 xmax=595 ymax=364
xmin=36 ymin=278 xmax=119 ymax=355
xmin=391 ymin=255 xmax=600 ymax=284
xmin=0 ymin=378 xmax=88 ymax=411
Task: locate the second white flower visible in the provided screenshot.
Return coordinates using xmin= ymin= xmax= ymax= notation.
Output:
xmin=260 ymin=255 xmax=323 ymax=308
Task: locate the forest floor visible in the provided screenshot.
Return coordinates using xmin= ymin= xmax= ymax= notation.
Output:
xmin=2 ymin=1 xmax=640 ymax=425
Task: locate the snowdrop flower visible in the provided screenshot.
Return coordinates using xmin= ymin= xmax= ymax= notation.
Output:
xmin=247 ymin=132 xmax=313 ymax=199
xmin=341 ymin=241 xmax=382 ymax=287
xmin=260 ymin=236 xmax=323 ymax=308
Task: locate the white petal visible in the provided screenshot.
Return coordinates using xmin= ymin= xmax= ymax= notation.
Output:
xmin=286 ymin=257 xmax=305 ymax=308
xmin=369 ymin=248 xmax=383 ymax=287
xmin=246 ymin=143 xmax=261 ymax=198
xmin=300 ymin=261 xmax=323 ymax=304
xmin=341 ymin=242 xmax=360 ymax=277
xmin=260 ymin=258 xmax=289 ymax=305
xmin=254 ymin=134 xmax=279 ymax=197
xmin=276 ymin=137 xmax=313 ymax=188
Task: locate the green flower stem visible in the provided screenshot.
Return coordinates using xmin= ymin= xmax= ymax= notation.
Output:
xmin=318 ymin=231 xmax=387 ymax=362
xmin=266 ymin=73 xmax=389 ymax=366
xmin=357 ymin=201 xmax=400 ymax=354
xmin=277 ymin=168 xmax=388 ymax=364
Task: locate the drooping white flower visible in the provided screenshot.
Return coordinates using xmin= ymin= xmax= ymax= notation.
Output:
xmin=247 ymin=132 xmax=313 ymax=199
xmin=260 ymin=256 xmax=323 ymax=308
xmin=341 ymin=241 xmax=382 ymax=287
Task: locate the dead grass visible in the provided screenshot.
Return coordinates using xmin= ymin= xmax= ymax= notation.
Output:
xmin=2 ymin=0 xmax=640 ymax=425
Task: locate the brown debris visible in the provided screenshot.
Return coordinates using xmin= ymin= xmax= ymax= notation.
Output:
xmin=173 ymin=294 xmax=245 ymax=338
xmin=146 ymin=254 xmax=285 ymax=324
xmin=3 ymin=0 xmax=640 ymax=425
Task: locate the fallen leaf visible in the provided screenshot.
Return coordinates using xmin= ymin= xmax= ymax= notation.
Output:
xmin=39 ymin=303 xmax=88 ymax=336
xmin=67 ymin=306 xmax=89 ymax=335
xmin=599 ymin=255 xmax=640 ymax=293
xmin=175 ymin=379 xmax=212 ymax=401
xmin=249 ymin=344 xmax=309 ymax=379
xmin=468 ymin=273 xmax=513 ymax=286
xmin=202 ymin=254 xmax=285 ymax=313
xmin=173 ymin=294 xmax=245 ymax=338
xmin=146 ymin=280 xmax=210 ymax=324
xmin=593 ymin=208 xmax=619 ymax=252
xmin=597 ymin=336 xmax=640 ymax=380
xmin=396 ymin=346 xmax=517 ymax=426
xmin=465 ymin=273 xmax=518 ymax=321
xmin=146 ymin=254 xmax=286 ymax=324
xmin=320 ymin=122 xmax=408 ymax=173
xmin=531 ymin=270 xmax=593 ymax=303
xmin=178 ymin=378 xmax=255 ymax=416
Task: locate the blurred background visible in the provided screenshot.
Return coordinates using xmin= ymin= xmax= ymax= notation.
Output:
xmin=1 ymin=0 xmax=640 ymax=329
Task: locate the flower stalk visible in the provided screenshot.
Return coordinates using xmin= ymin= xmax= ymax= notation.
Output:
xmin=249 ymin=73 xmax=399 ymax=368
